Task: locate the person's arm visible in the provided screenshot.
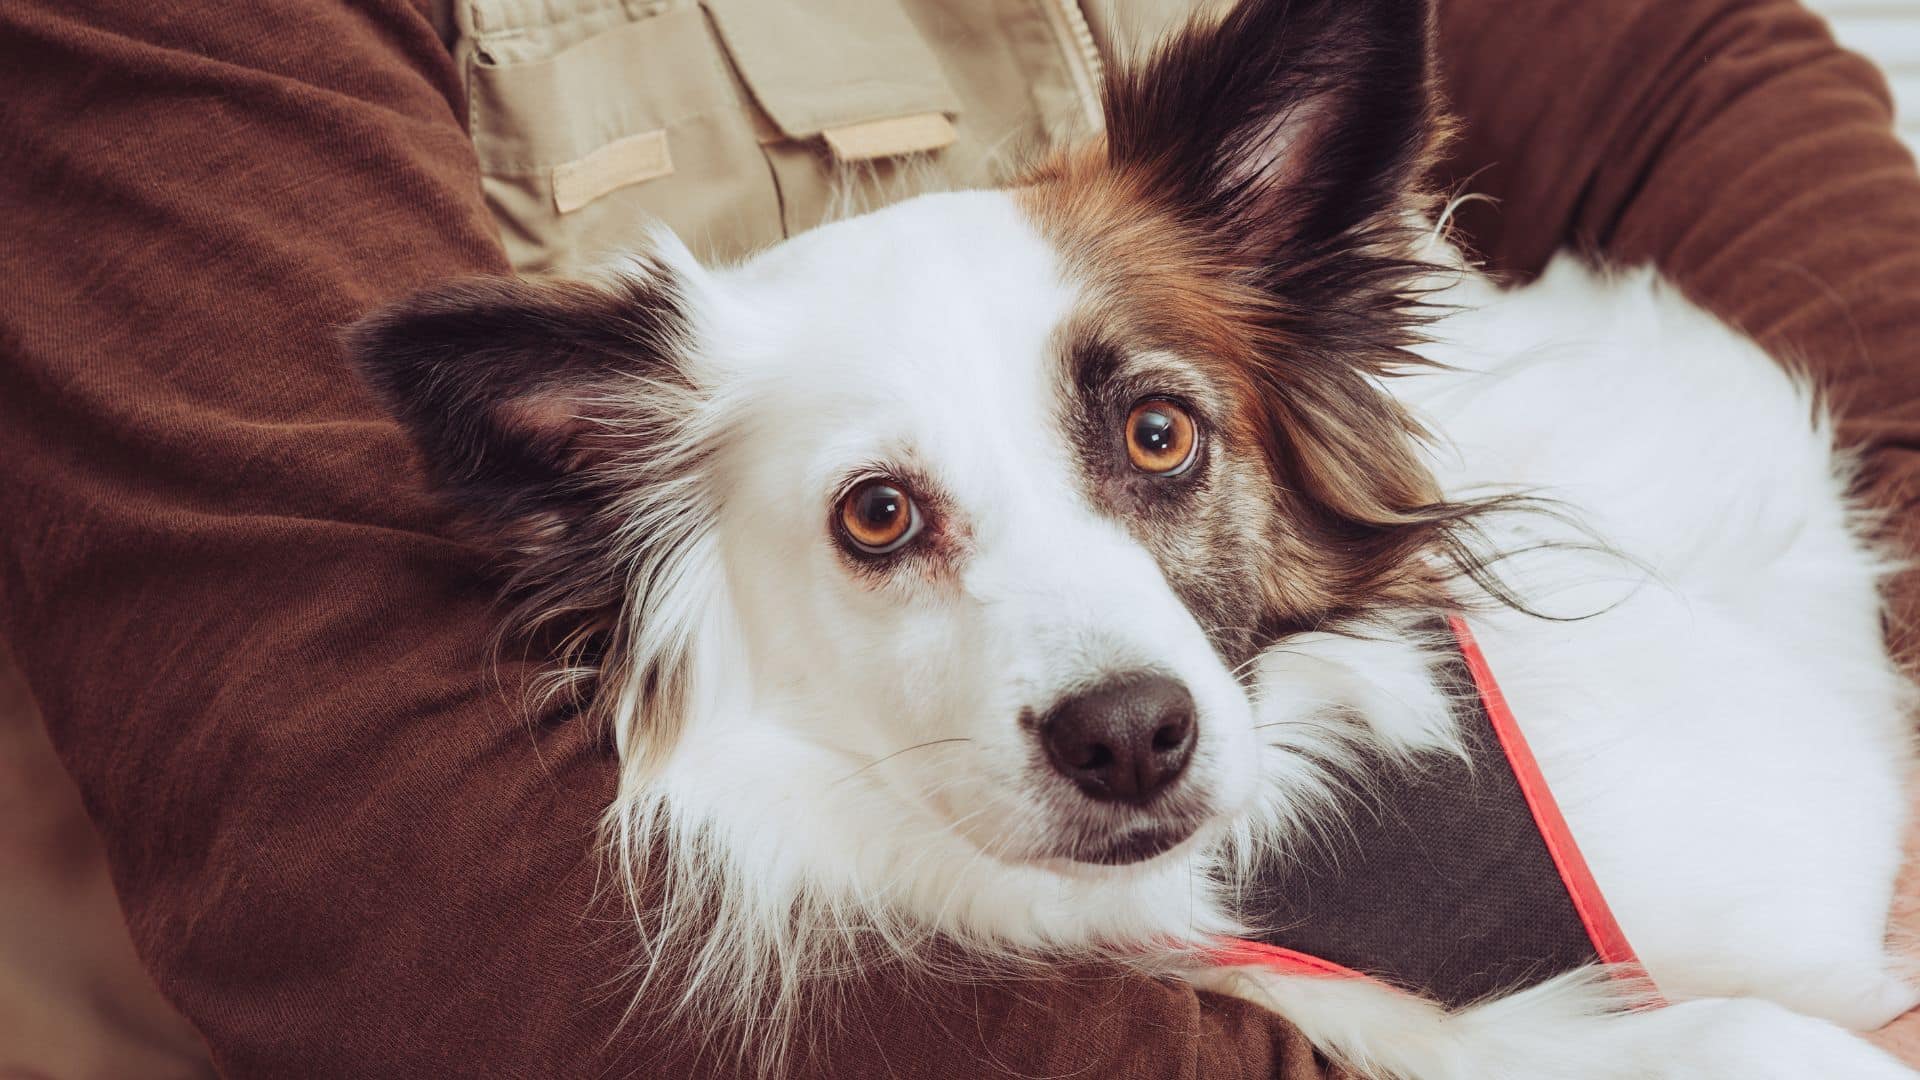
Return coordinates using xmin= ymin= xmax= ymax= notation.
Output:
xmin=1434 ymin=0 xmax=1920 ymax=663
xmin=0 ymin=1 xmax=1327 ymax=1075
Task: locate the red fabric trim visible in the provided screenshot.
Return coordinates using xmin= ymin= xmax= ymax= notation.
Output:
xmin=1206 ymin=940 xmax=1367 ymax=980
xmin=1446 ymin=615 xmax=1646 ymax=976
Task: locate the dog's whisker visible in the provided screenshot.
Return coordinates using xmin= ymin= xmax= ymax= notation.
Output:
xmin=829 ymin=737 xmax=975 ymax=787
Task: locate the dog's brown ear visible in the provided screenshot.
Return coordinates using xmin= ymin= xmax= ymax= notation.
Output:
xmin=345 ymin=262 xmax=691 ymax=519
xmin=1104 ymin=0 xmax=1437 ymax=262
xmin=1052 ymin=0 xmax=1471 ymax=625
xmin=348 ymin=259 xmax=723 ymax=762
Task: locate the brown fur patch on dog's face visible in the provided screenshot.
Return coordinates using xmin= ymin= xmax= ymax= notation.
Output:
xmin=1046 ymin=316 xmax=1297 ymax=671
xmin=1030 ymin=207 xmax=1448 ymax=669
xmin=1018 ymin=0 xmax=1471 ymax=661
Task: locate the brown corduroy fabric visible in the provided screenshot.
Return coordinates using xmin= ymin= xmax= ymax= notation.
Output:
xmin=1434 ymin=0 xmax=1920 ymax=663
xmin=0 ymin=0 xmax=1915 ymax=1076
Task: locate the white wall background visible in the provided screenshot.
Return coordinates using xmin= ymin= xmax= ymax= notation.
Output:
xmin=1808 ymin=0 xmax=1920 ymax=149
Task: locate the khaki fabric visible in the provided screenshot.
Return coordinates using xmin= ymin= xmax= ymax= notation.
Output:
xmin=454 ymin=0 xmax=1124 ymax=272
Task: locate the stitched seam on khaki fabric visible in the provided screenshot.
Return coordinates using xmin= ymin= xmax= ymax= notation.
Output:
xmin=1038 ymin=0 xmax=1104 ymax=133
xmin=551 ymin=129 xmax=674 ymax=212
xmin=467 ymin=0 xmax=669 ymax=38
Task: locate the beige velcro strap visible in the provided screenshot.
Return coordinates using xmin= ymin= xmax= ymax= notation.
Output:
xmin=821 ymin=113 xmax=957 ymax=163
xmin=551 ymin=129 xmax=674 ymax=214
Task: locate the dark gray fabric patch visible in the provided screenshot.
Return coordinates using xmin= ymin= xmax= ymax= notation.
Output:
xmin=1230 ymin=629 xmax=1601 ymax=1008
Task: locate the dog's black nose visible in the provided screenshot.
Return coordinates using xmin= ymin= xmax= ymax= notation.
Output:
xmin=1039 ymin=675 xmax=1197 ymax=804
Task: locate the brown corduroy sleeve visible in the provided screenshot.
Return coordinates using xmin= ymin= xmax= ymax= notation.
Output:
xmin=0 ymin=1 xmax=1330 ymax=1076
xmin=1434 ymin=0 xmax=1920 ymax=660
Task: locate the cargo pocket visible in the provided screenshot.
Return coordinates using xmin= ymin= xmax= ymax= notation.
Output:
xmin=461 ymin=0 xmax=989 ymax=272
xmin=700 ymin=0 xmax=967 ymax=237
xmin=463 ymin=4 xmax=786 ymax=272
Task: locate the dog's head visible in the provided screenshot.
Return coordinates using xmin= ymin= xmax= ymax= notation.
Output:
xmin=352 ymin=0 xmax=1455 ymax=911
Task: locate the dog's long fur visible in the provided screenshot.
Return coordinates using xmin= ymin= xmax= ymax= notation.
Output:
xmin=349 ymin=1 xmax=1920 ymax=1075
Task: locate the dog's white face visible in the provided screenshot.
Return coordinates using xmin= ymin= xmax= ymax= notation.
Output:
xmin=696 ymin=192 xmax=1264 ymax=869
xmin=353 ymin=0 xmax=1462 ymax=967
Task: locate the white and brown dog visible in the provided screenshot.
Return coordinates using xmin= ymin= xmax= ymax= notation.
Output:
xmin=350 ymin=1 xmax=1920 ymax=1075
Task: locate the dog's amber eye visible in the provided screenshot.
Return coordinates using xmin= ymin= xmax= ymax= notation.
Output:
xmin=838 ymin=479 xmax=922 ymax=555
xmin=1126 ymin=399 xmax=1198 ymax=475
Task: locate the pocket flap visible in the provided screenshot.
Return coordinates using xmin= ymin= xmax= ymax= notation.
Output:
xmin=700 ymin=0 xmax=963 ymax=143
xmin=467 ymin=7 xmax=744 ymax=172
